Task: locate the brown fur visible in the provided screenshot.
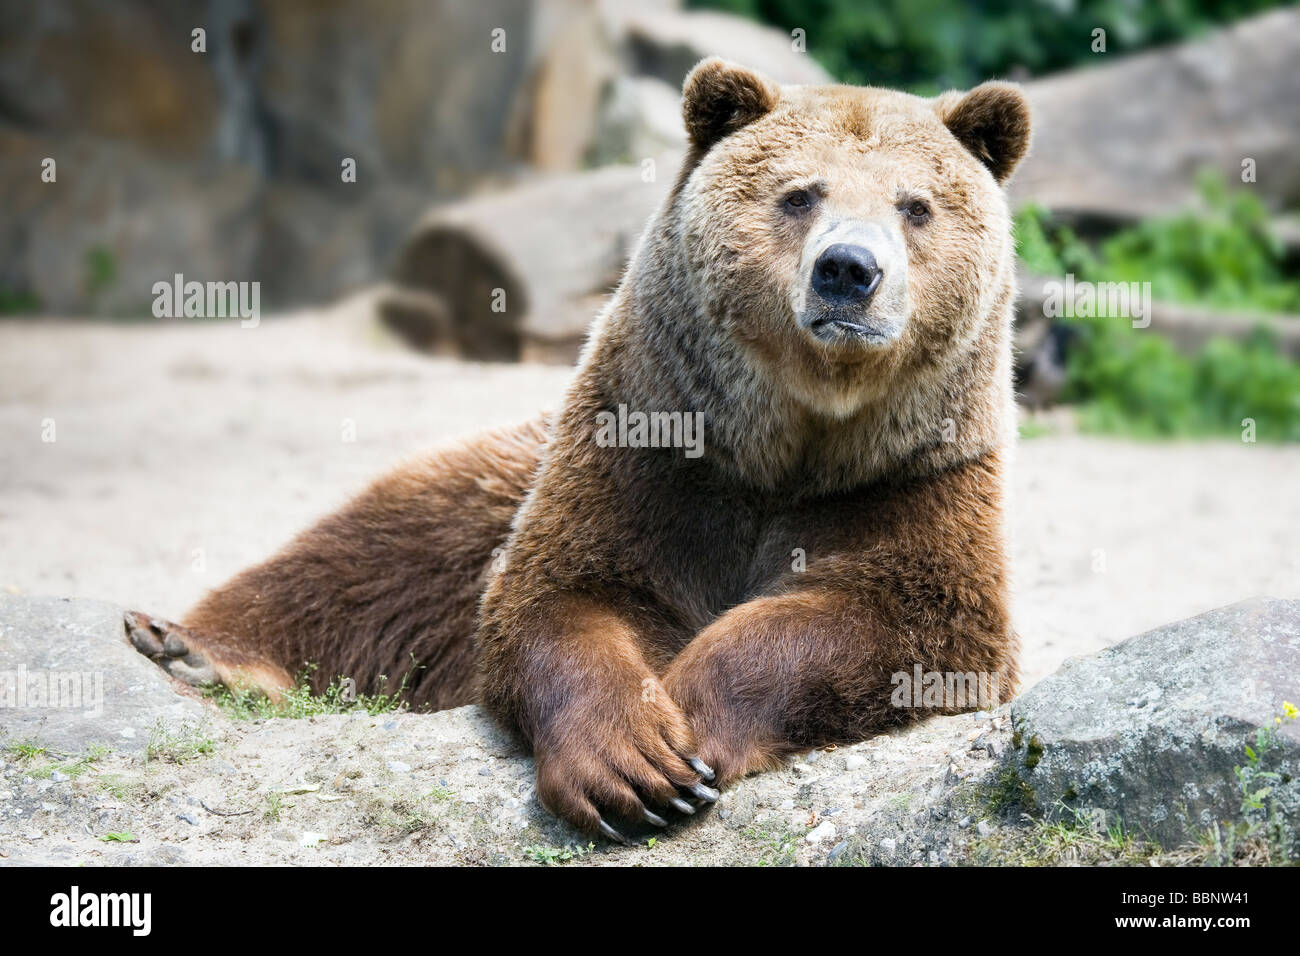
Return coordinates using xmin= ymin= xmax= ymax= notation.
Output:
xmin=158 ymin=419 xmax=547 ymax=710
xmin=130 ymin=59 xmax=1031 ymax=838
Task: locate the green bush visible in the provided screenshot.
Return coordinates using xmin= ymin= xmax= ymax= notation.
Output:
xmin=1014 ymin=179 xmax=1300 ymax=440
xmin=690 ymin=0 xmax=1289 ymax=92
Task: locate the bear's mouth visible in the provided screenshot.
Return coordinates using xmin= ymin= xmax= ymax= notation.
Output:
xmin=806 ymin=315 xmax=899 ymax=345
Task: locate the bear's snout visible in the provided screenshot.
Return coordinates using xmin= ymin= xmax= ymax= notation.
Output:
xmin=811 ymin=243 xmax=883 ymax=306
xmin=793 ymin=216 xmax=908 ymax=348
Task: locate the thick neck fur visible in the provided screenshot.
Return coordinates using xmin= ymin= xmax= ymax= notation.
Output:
xmin=567 ymin=189 xmax=1016 ymax=500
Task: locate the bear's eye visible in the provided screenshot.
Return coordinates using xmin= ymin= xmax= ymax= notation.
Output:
xmin=783 ymin=190 xmax=812 ymax=212
xmin=902 ymin=199 xmax=932 ymax=224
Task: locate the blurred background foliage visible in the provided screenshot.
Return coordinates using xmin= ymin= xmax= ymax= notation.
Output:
xmin=1016 ymin=178 xmax=1300 ymax=440
xmin=1017 ymin=176 xmax=1300 ymax=315
xmin=691 ymin=0 xmax=1291 ymax=90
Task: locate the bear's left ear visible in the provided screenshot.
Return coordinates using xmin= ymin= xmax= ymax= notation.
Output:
xmin=934 ymin=82 xmax=1032 ymax=184
xmin=682 ymin=58 xmax=779 ymax=153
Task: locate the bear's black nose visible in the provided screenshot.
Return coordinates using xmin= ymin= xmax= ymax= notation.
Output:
xmin=811 ymin=243 xmax=882 ymax=306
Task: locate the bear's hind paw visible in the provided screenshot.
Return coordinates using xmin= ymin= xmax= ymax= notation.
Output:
xmin=124 ymin=610 xmax=220 ymax=687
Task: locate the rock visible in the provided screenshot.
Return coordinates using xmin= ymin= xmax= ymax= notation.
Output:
xmin=621 ymin=9 xmax=832 ymax=87
xmin=0 ymin=126 xmax=259 ymax=317
xmin=1015 ymin=9 xmax=1300 ymax=219
xmin=508 ymin=1 xmax=620 ymax=172
xmin=0 ymin=1 xmax=220 ymax=161
xmin=1007 ymin=597 xmax=1300 ymax=850
xmin=589 ymin=76 xmax=686 ymax=166
xmin=0 ymin=596 xmax=206 ymax=755
xmin=3 ymin=595 xmax=1296 ymax=864
xmin=0 ymin=0 xmax=617 ymax=314
xmin=805 ymin=820 xmax=836 ymax=844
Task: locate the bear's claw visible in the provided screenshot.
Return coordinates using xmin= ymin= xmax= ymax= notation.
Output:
xmin=598 ymin=819 xmax=631 ymax=845
xmin=688 ymin=782 xmax=720 ymax=802
xmin=642 ymin=809 xmax=669 ymax=828
xmin=688 ymin=757 xmax=715 ymax=782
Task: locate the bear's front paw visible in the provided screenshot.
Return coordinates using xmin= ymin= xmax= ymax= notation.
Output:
xmin=531 ymin=682 xmax=719 ymax=843
xmin=663 ymin=661 xmax=786 ymax=789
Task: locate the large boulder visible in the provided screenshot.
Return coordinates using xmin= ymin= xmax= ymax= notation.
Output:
xmin=0 ymin=0 xmax=617 ymax=314
xmin=0 ymin=124 xmax=426 ymax=315
xmin=1007 ymin=597 xmax=1300 ymax=851
xmin=1015 ymin=8 xmax=1300 ymax=219
xmin=620 ymin=8 xmax=831 ymax=87
xmin=0 ymin=1 xmax=221 ymax=161
xmin=3 ymin=596 xmax=1295 ymax=864
xmin=0 ymin=597 xmax=205 ymax=755
xmin=0 ymin=125 xmax=261 ymax=316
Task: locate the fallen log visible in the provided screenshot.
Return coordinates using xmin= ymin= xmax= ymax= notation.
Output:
xmin=381 ymin=159 xmax=674 ymax=361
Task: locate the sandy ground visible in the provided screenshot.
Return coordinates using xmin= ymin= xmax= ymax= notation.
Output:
xmin=1 ymin=304 xmax=1297 ymax=690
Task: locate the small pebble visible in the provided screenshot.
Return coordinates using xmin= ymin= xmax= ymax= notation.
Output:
xmin=805 ymin=820 xmax=836 ymax=844
xmin=386 ymin=760 xmax=411 ymax=773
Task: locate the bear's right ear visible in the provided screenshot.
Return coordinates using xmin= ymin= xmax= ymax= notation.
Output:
xmin=682 ymin=58 xmax=779 ymax=153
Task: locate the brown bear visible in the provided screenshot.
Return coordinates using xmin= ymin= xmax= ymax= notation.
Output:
xmin=127 ymin=58 xmax=1030 ymax=843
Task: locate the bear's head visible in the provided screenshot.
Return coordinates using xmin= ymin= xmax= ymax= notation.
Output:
xmin=656 ymin=58 xmax=1031 ymax=423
